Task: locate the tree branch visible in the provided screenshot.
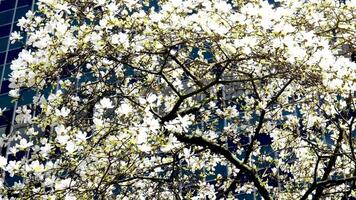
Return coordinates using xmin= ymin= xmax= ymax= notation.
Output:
xmin=173 ymin=133 xmax=272 ymax=200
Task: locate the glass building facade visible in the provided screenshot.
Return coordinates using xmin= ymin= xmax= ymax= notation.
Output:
xmin=0 ymin=0 xmax=36 ymax=186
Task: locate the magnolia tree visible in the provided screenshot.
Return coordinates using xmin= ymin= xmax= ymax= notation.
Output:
xmin=0 ymin=0 xmax=355 ymax=199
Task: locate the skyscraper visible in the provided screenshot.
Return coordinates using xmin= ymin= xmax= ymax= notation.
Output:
xmin=0 ymin=0 xmax=35 ymax=186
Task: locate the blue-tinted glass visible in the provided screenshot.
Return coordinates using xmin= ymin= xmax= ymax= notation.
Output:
xmin=0 ymin=93 xmax=15 ymax=107
xmin=34 ymin=1 xmax=39 ymax=10
xmin=258 ymin=168 xmax=278 ymax=187
xmin=0 ymin=79 xmax=10 ymax=94
xmin=0 ymin=9 xmax=14 ymax=25
xmin=0 ymin=24 xmax=11 ymax=37
xmin=15 ymin=5 xmax=31 ymax=21
xmin=0 ymin=125 xmax=7 ymax=137
xmin=0 ymin=108 xmax=13 ymax=126
xmin=9 ymin=38 xmax=24 ymax=50
xmin=324 ymin=132 xmax=334 ymax=146
xmin=5 ymin=173 xmax=23 ymax=187
xmin=60 ymin=64 xmax=76 ymax=78
xmin=3 ymin=63 xmax=11 ymax=79
xmin=206 ymin=165 xmax=227 ymax=183
xmin=6 ymin=48 xmax=22 ymax=63
xmin=217 ymin=118 xmax=225 ymax=132
xmin=227 ymin=137 xmax=237 ymax=151
xmin=215 ymin=164 xmax=228 ymax=177
xmin=203 ymin=51 xmax=214 ymax=62
xmin=125 ymin=66 xmax=134 ymax=76
xmin=12 ymin=24 xmax=21 ymax=32
xmin=0 ymin=51 xmax=6 ymax=63
xmin=18 ymin=0 xmax=33 ymax=6
xmin=256 ymin=133 xmax=272 ymax=145
xmin=1 ymin=146 xmax=7 ymax=156
xmin=260 ymin=146 xmax=274 ymax=156
xmin=256 ymin=158 xmax=272 ymax=169
xmin=79 ymin=72 xmax=96 ymax=83
xmin=18 ymin=88 xmax=35 ymax=106
xmin=0 ymin=0 xmax=16 ymax=12
xmin=239 ymin=135 xmax=250 ymax=145
xmin=236 ymin=193 xmax=257 ymax=200
xmin=0 ymin=36 xmax=8 ymax=52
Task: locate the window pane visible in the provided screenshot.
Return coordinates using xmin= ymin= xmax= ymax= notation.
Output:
xmin=3 ymin=63 xmax=11 ymax=79
xmin=0 ymin=9 xmax=14 ymax=26
xmin=0 ymin=24 xmax=11 ymax=37
xmin=0 ymin=0 xmax=16 ymax=12
xmin=18 ymin=0 xmax=33 ymax=7
xmin=0 ymin=108 xmax=14 ymax=126
xmin=0 ymin=37 xmax=9 ymax=52
xmin=0 ymin=51 xmax=6 ymax=64
xmin=14 ymin=5 xmax=31 ymax=22
xmin=11 ymin=24 xmax=21 ymax=32
xmin=6 ymin=48 xmax=22 ymax=63
xmin=18 ymin=88 xmax=35 ymax=106
xmin=0 ymin=94 xmax=15 ymax=108
xmin=0 ymin=79 xmax=11 ymax=94
xmin=9 ymin=39 xmax=23 ymax=50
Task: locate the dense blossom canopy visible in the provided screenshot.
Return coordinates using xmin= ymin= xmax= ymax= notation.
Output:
xmin=1 ymin=0 xmax=355 ymax=199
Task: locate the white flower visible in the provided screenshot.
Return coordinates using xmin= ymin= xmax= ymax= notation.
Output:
xmin=9 ymin=89 xmax=20 ymax=98
xmin=116 ymin=103 xmax=132 ymax=115
xmin=40 ymin=143 xmax=52 ymax=157
xmin=29 ymin=160 xmax=44 ymax=173
xmin=138 ymin=144 xmax=151 ymax=152
xmin=111 ymin=34 xmax=120 ymax=45
xmin=145 ymin=117 xmax=160 ymax=132
xmin=27 ymin=127 xmax=38 ymax=136
xmin=9 ymin=146 xmax=18 ymax=155
xmin=15 ymin=106 xmax=32 ymax=123
xmin=207 ymin=22 xmax=229 ymax=35
xmin=66 ymin=141 xmax=77 ymax=154
xmin=111 ymin=32 xmax=129 ymax=46
xmin=93 ymin=117 xmax=103 ymax=127
xmin=57 ymin=135 xmax=70 ymax=145
xmin=146 ymin=94 xmax=157 ymax=104
xmin=55 ymin=178 xmax=72 ymax=190
xmin=183 ymin=148 xmax=191 ymax=158
xmin=96 ymin=0 xmax=105 ymax=5
xmin=178 ymin=115 xmax=192 ymax=132
xmin=39 ymin=0 xmax=56 ymax=6
xmin=44 ymin=176 xmax=55 ymax=187
xmin=55 ymin=125 xmax=67 ymax=134
xmin=65 ymin=194 xmax=77 ymax=200
xmin=75 ymin=131 xmax=87 ymax=141
xmin=0 ymin=107 xmax=6 ymax=116
xmin=171 ymin=0 xmax=183 ymax=7
xmin=328 ymin=78 xmax=344 ymax=90
xmin=6 ymin=160 xmax=20 ymax=177
xmin=17 ymin=17 xmax=29 ymax=29
xmin=0 ymin=156 xmax=7 ymax=169
xmin=17 ymin=138 xmax=33 ymax=150
xmin=10 ymin=32 xmax=23 ymax=43
xmin=55 ymin=21 xmax=67 ymax=35
xmin=55 ymin=107 xmax=70 ymax=117
xmin=99 ymin=97 xmax=114 ymax=109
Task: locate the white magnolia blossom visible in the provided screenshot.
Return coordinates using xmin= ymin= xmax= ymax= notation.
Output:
xmin=99 ymin=97 xmax=114 ymax=109
xmin=0 ymin=0 xmax=355 ymax=199
xmin=0 ymin=156 xmax=7 ymax=169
